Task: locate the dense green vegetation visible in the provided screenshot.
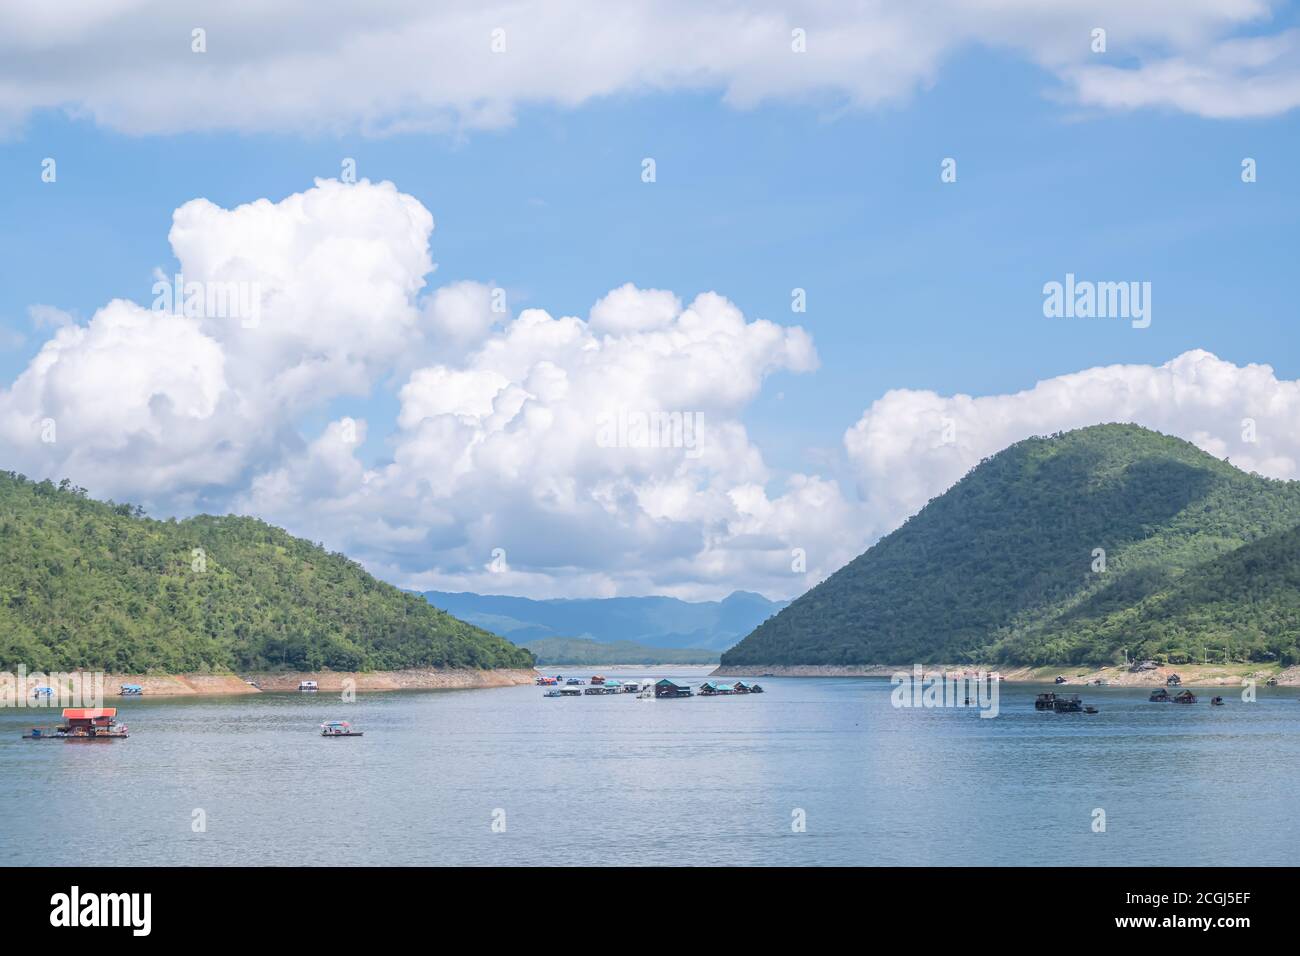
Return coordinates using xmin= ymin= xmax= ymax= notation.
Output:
xmin=523 ymin=636 xmax=720 ymax=665
xmin=722 ymin=424 xmax=1300 ymax=668
xmin=0 ymin=472 xmax=533 ymax=672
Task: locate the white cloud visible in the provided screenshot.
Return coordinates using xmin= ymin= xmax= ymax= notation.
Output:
xmin=0 ymin=178 xmax=436 ymax=506
xmin=0 ymin=1 xmax=1292 ymax=135
xmin=1067 ymin=29 xmax=1300 ymax=118
xmin=844 ymin=350 xmax=1300 ymax=542
xmin=6 ymin=175 xmax=1299 ymax=603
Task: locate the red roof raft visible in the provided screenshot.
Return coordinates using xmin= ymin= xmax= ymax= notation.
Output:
xmin=23 ymin=708 xmax=128 ymax=740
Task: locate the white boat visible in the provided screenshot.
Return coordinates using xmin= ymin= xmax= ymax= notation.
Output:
xmin=320 ymin=720 xmax=363 ymax=737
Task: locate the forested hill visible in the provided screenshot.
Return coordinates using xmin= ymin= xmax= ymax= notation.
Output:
xmin=0 ymin=472 xmax=533 ymax=673
xmin=722 ymin=424 xmax=1300 ymax=668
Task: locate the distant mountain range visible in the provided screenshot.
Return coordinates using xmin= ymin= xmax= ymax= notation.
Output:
xmin=522 ymin=637 xmax=720 ymax=666
xmin=423 ymin=589 xmax=786 ymax=652
xmin=722 ymin=424 xmax=1300 ymax=669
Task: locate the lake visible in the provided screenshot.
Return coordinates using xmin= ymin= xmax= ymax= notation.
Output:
xmin=2 ymin=673 xmax=1297 ymax=866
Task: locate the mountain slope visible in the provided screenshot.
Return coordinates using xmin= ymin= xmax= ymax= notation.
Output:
xmin=722 ymin=424 xmax=1300 ymax=668
xmin=0 ymin=472 xmax=533 ymax=672
xmin=424 ymin=589 xmax=786 ymax=651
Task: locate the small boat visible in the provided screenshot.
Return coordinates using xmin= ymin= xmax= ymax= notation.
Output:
xmin=543 ymin=689 xmax=563 ymax=697
xmin=590 ymin=675 xmax=606 ymax=685
xmin=1093 ymin=679 xmax=1109 ymax=686
xmin=120 ymin=684 xmax=143 ymax=697
xmin=1211 ymin=696 xmax=1225 ymax=706
xmin=1084 ymin=706 xmax=1099 ymax=714
xmin=298 ymin=680 xmax=319 ymax=692
xmin=320 ymin=720 xmax=363 ymax=737
xmin=1054 ymin=676 xmax=1068 ymax=684
xmin=31 ymin=686 xmax=53 ymax=701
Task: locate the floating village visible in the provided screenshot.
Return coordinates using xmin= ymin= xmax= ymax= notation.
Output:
xmin=534 ymin=674 xmax=766 ymax=699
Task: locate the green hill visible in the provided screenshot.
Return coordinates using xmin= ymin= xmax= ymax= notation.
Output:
xmin=0 ymin=472 xmax=533 ymax=673
xmin=522 ymin=636 xmax=720 ymax=665
xmin=722 ymin=424 xmax=1300 ymax=668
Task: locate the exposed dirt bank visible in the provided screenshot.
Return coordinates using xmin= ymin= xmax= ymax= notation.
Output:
xmin=711 ymin=663 xmax=1300 ymax=686
xmin=1 ymin=668 xmax=537 ymax=702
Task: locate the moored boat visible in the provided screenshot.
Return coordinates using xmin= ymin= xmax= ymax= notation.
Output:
xmin=1211 ymin=696 xmax=1225 ymax=706
xmin=320 ymin=720 xmax=363 ymax=736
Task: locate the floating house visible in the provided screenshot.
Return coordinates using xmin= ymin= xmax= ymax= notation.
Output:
xmin=1052 ymin=695 xmax=1083 ymax=713
xmin=733 ymin=681 xmax=752 ymax=694
xmin=298 ymin=680 xmax=319 ymax=692
xmin=654 ymin=678 xmax=692 ymax=699
xmin=559 ymin=686 xmax=582 ymax=696
xmin=120 ymin=684 xmax=143 ymax=696
xmin=699 ymin=681 xmax=735 ymax=696
xmin=1173 ymin=690 xmax=1198 ymax=704
xmin=1149 ymin=687 xmax=1171 ymax=702
xmin=25 ymin=708 xmax=128 ymax=740
xmin=1166 ymin=674 xmax=1182 ymax=686
xmin=1034 ymin=693 xmax=1058 ymax=710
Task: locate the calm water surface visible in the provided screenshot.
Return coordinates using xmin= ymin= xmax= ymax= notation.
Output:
xmin=2 ymin=674 xmax=1297 ymax=865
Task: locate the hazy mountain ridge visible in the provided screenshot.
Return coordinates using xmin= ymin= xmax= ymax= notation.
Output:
xmin=424 ymin=589 xmax=786 ymax=651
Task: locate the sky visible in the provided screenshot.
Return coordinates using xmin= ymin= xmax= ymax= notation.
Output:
xmin=1 ymin=1 xmax=1299 ymax=601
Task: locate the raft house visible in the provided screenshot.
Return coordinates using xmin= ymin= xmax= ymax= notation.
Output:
xmin=24 ymin=708 xmax=128 ymax=740
xmin=654 ymin=679 xmax=693 ymax=699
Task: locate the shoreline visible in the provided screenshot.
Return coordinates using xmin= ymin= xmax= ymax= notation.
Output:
xmin=1 ymin=668 xmax=537 ymax=701
xmin=711 ymin=662 xmax=1300 ymax=687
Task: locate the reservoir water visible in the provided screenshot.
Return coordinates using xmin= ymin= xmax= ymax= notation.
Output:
xmin=2 ymin=673 xmax=1296 ymax=866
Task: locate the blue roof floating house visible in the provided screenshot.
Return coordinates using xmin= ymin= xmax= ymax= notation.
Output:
xmin=654 ymin=678 xmax=692 ymax=699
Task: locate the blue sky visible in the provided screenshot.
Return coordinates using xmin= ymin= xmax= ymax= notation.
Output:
xmin=2 ymin=3 xmax=1299 ymax=599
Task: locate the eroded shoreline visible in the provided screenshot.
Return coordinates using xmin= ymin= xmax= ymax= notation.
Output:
xmin=711 ymin=662 xmax=1300 ymax=687
xmin=1 ymin=668 xmax=537 ymax=701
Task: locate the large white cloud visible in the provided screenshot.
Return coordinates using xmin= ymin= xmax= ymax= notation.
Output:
xmin=0 ymin=1 xmax=1292 ymax=135
xmin=0 ymin=178 xmax=436 ymax=507
xmin=236 ymin=282 xmax=844 ymax=600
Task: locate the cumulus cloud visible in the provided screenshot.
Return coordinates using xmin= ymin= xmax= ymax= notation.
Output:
xmin=844 ymin=350 xmax=1300 ymax=541
xmin=0 ymin=178 xmax=435 ymax=507
xmin=238 ymin=280 xmax=838 ymax=600
xmin=0 ymin=1 xmax=1292 ymax=135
